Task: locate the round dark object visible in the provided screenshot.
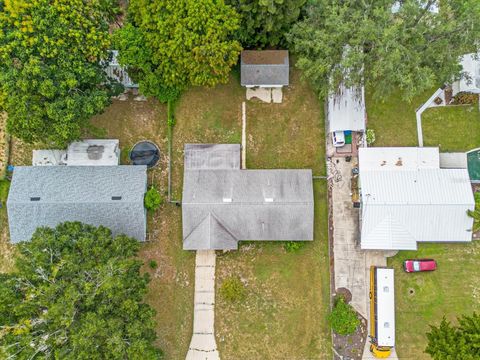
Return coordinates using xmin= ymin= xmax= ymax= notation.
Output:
xmin=130 ymin=141 xmax=160 ymax=168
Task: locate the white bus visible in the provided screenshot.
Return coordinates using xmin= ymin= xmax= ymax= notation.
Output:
xmin=369 ymin=266 xmax=395 ymax=358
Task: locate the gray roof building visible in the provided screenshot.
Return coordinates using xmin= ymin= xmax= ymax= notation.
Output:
xmin=7 ymin=166 xmax=147 ymax=243
xmin=240 ymin=50 xmax=289 ymax=87
xmin=182 ymin=144 xmax=314 ymax=250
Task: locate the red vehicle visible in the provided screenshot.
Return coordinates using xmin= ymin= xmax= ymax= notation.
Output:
xmin=403 ymin=259 xmax=437 ymax=273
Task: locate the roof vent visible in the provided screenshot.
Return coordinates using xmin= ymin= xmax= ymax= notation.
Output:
xmin=30 ymin=197 xmax=40 ymax=201
xmin=111 ymin=196 xmax=122 ymax=200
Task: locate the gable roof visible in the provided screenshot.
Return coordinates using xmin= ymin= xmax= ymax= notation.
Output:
xmin=328 ymin=85 xmax=366 ymax=132
xmin=183 ymin=213 xmax=238 ymax=250
xmin=359 ymin=148 xmax=474 ymax=250
xmin=7 ymin=166 xmax=147 ymax=243
xmin=182 ymin=144 xmax=314 ymax=250
xmin=241 ymin=50 xmax=289 ymax=86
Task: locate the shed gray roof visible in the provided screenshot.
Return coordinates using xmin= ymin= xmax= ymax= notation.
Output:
xmin=241 ymin=50 xmax=289 ymax=86
xmin=7 ymin=166 xmax=147 ymax=243
xmin=182 ymin=146 xmax=314 ymax=250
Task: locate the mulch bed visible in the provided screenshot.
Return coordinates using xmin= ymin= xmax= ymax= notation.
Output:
xmin=332 ymin=314 xmax=368 ymax=360
xmin=0 ymin=113 xmax=8 ymax=178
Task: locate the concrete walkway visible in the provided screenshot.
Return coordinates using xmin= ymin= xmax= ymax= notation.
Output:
xmin=186 ymin=250 xmax=220 ymax=360
xmin=330 ymin=157 xmax=368 ymax=317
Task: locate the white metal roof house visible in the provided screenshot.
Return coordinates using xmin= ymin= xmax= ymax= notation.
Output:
xmin=7 ymin=166 xmax=147 ymax=243
xmin=327 ymin=84 xmax=366 ymax=133
xmin=33 ymin=139 xmax=120 ymax=166
xmin=359 ymin=147 xmax=474 ymax=250
xmin=182 ymin=144 xmax=314 ymax=250
xmin=452 ymin=53 xmax=480 ymax=96
xmin=240 ymin=50 xmax=289 ymax=88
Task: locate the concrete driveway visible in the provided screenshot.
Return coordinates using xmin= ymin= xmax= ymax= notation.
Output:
xmin=328 ymin=149 xmax=399 ymax=359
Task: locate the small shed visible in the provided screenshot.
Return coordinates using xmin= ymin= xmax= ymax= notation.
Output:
xmin=327 ymin=85 xmax=366 ymax=133
xmin=240 ymin=50 xmax=289 ymax=88
xmin=452 ymin=53 xmax=480 ymax=96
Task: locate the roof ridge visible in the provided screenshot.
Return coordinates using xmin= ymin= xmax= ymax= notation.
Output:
xmin=208 ymin=212 xmax=238 ymax=244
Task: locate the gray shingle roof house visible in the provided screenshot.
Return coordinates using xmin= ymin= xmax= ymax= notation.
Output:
xmin=240 ymin=50 xmax=289 ymax=88
xmin=182 ymin=144 xmax=314 ymax=250
xmin=7 ymin=166 xmax=147 ymax=243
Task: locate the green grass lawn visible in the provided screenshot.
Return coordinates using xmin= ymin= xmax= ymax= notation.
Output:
xmin=366 ymin=89 xmax=480 ymax=151
xmin=388 ymin=242 xmax=480 ymax=360
xmin=422 ymin=105 xmax=480 ymax=152
xmin=246 ymin=69 xmax=326 ymax=175
xmin=215 ymin=69 xmax=331 ymax=359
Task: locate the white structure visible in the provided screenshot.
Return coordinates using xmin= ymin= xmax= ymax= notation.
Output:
xmin=105 ymin=50 xmax=138 ymax=88
xmin=359 ymin=147 xmax=474 ymax=250
xmin=439 ymin=152 xmax=468 ymax=169
xmin=33 ymin=139 xmax=120 ymax=167
xmin=392 ymin=0 xmax=439 ymax=14
xmin=32 ymin=150 xmax=67 ymax=166
xmin=452 ymin=53 xmax=480 ymax=96
xmin=327 ymin=85 xmax=366 ymax=133
xmin=375 ymin=268 xmax=395 ymax=349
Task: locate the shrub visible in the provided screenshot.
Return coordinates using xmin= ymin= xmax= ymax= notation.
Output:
xmin=366 ymin=129 xmax=376 ymax=146
xmin=452 ymin=92 xmax=478 ymax=105
xmin=148 ymin=260 xmax=158 ymax=269
xmin=284 ymin=241 xmax=305 ymax=253
xmin=468 ymin=192 xmax=480 ymax=232
xmin=0 ymin=179 xmax=10 ymax=204
xmin=328 ymin=296 xmax=360 ymax=335
xmin=144 ymin=186 xmax=163 ymax=212
xmin=220 ymin=276 xmax=245 ymax=302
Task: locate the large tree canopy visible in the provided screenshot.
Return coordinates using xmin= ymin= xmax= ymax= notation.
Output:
xmin=226 ymin=0 xmax=306 ymax=48
xmin=114 ymin=0 xmax=242 ymax=102
xmin=0 ymin=0 xmax=118 ymax=146
xmin=0 ymin=222 xmax=162 ymax=359
xmin=288 ymin=0 xmax=480 ymax=100
xmin=425 ymin=313 xmax=480 ymax=359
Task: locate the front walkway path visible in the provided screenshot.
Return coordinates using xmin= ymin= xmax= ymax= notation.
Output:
xmin=186 ymin=250 xmax=220 ymax=360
